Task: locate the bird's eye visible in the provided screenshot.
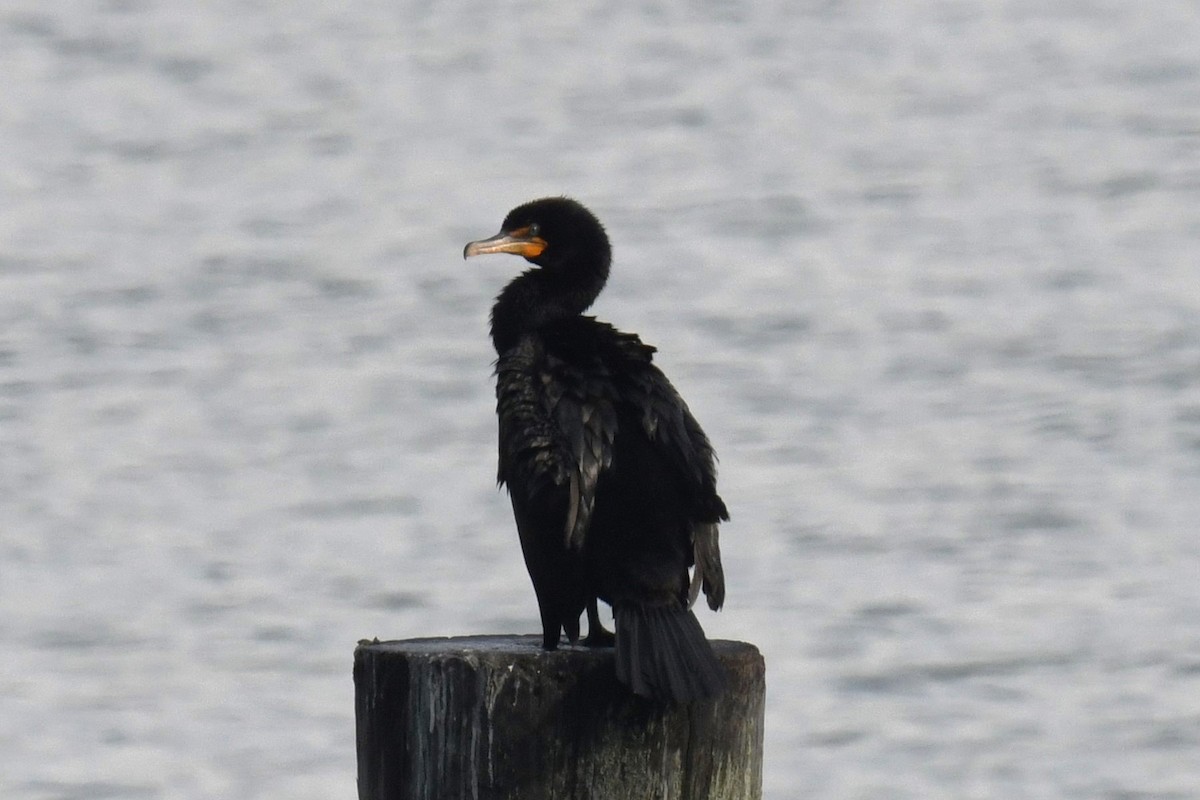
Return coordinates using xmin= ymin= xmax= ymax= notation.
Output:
xmin=528 ymin=223 xmax=541 ymax=237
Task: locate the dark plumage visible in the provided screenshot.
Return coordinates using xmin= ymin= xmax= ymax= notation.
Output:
xmin=464 ymin=197 xmax=729 ymax=703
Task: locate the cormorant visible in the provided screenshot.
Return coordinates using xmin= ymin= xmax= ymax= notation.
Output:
xmin=464 ymin=197 xmax=729 ymax=703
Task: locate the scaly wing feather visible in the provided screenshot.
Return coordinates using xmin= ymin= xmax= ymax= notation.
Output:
xmin=610 ymin=333 xmax=730 ymax=611
xmin=496 ymin=335 xmax=618 ymax=550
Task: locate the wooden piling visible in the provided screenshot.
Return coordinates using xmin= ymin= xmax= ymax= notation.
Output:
xmin=355 ymin=635 xmax=764 ymax=800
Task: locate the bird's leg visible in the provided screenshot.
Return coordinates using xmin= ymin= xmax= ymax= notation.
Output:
xmin=538 ymin=604 xmax=561 ymax=651
xmin=564 ymin=613 xmax=581 ymax=646
xmin=583 ymin=597 xmax=615 ymax=647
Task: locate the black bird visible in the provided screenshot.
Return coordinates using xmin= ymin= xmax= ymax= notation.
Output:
xmin=465 ymin=197 xmax=729 ymax=703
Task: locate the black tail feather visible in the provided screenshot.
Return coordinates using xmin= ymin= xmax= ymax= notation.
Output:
xmin=613 ymin=604 xmax=726 ymax=703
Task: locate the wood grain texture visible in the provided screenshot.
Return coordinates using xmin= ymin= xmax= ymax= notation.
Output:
xmin=355 ymin=635 xmax=764 ymax=800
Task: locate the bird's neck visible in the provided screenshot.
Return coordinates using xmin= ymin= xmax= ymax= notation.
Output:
xmin=490 ymin=264 xmax=608 ymax=353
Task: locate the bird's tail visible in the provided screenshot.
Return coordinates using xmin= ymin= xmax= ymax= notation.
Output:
xmin=613 ymin=604 xmax=726 ymax=703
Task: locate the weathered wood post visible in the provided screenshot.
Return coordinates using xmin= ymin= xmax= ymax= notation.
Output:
xmin=355 ymin=635 xmax=764 ymax=800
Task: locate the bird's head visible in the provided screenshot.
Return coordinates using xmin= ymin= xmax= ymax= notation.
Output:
xmin=463 ymin=197 xmax=611 ymax=274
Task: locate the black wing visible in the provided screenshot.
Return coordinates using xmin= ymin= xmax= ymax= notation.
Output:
xmin=495 ymin=334 xmax=618 ymax=550
xmin=497 ymin=323 xmax=728 ymax=611
xmin=610 ymin=332 xmax=729 ymax=611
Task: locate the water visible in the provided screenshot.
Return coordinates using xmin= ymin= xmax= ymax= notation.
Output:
xmin=3 ymin=2 xmax=1199 ymax=798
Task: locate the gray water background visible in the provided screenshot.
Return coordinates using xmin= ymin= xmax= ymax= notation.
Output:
xmin=3 ymin=2 xmax=1200 ymax=798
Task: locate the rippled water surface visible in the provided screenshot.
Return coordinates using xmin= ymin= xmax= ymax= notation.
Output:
xmin=3 ymin=2 xmax=1200 ymax=798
